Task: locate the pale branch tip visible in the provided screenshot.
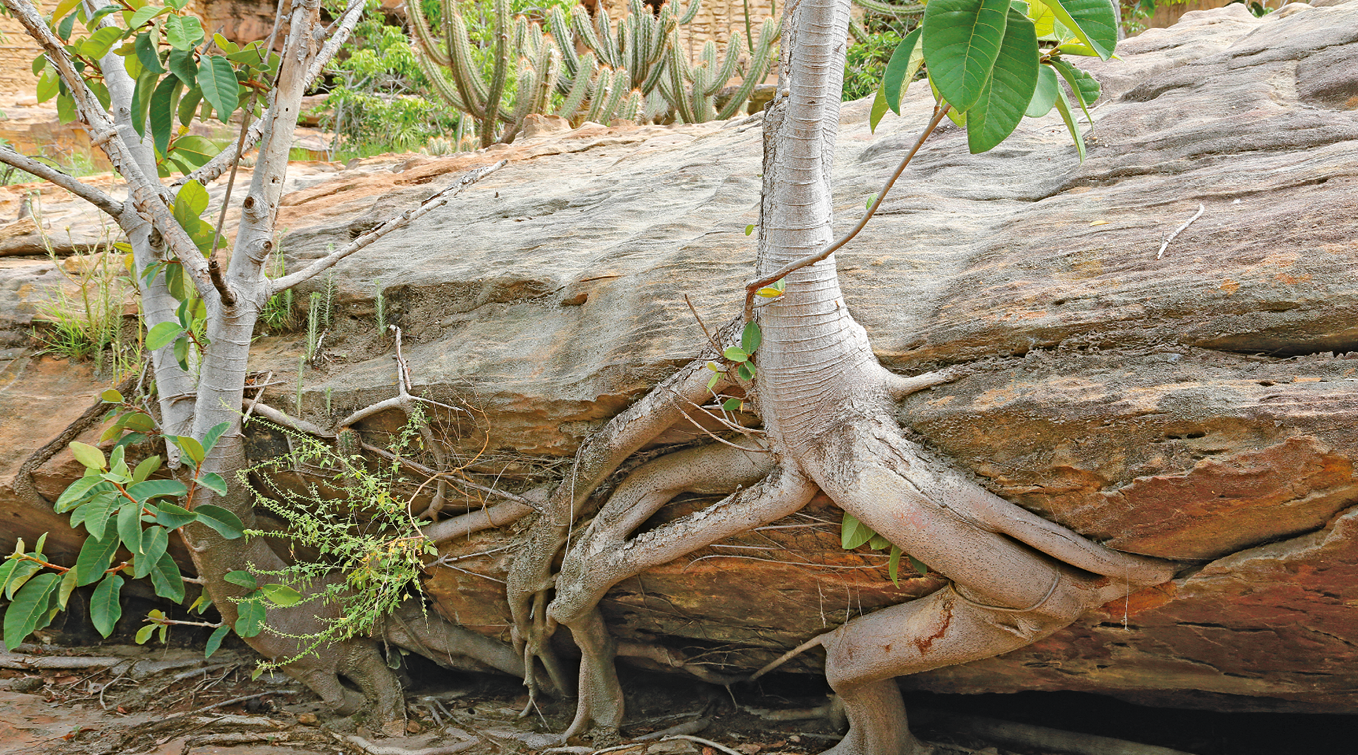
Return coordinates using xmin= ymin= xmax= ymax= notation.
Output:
xmin=0 ymin=147 xmax=124 ymax=219
xmin=742 ymin=105 xmax=950 ymax=322
xmin=270 ymin=160 xmax=507 ymax=294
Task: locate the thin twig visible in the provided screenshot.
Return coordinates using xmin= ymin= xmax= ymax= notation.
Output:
xmin=1156 ymin=203 xmax=1205 ymax=260
xmin=272 ymin=160 xmax=506 ymax=293
xmin=684 ymin=294 xmax=722 ymax=355
xmin=659 ymin=735 xmax=743 ymax=755
xmin=747 ymin=633 xmax=826 ymax=681
xmin=743 ymin=105 xmax=951 ymax=322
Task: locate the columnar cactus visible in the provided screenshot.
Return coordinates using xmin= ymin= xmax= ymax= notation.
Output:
xmin=660 ymin=14 xmax=778 ymax=123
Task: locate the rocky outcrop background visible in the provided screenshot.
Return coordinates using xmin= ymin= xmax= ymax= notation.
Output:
xmin=2 ymin=1 xmax=1357 ymax=714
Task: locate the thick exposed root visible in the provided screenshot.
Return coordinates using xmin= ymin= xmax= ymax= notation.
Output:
xmin=796 ymin=416 xmax=1176 ymax=754
xmin=550 ymin=460 xmax=817 ymax=737
xmin=504 ymin=323 xmax=742 ymax=702
xmin=382 ymin=601 xmax=526 ymax=679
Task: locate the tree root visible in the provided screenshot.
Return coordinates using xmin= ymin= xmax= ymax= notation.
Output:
xmin=345 ymin=734 xmax=479 ymax=755
xmin=914 ymin=709 xmax=1199 ymax=755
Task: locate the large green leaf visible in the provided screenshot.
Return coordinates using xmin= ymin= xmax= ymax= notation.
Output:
xmin=90 ymin=574 xmax=124 ymax=638
xmin=4 ymin=560 xmax=41 ymax=600
xmin=149 ymin=75 xmax=182 ymax=156
xmin=130 ymin=69 xmax=157 ymax=139
xmin=260 ymin=583 xmax=302 ymax=607
xmin=197 ymin=56 xmax=240 ymax=124
xmin=75 ymin=533 xmax=119 ymax=586
xmin=966 ymin=9 xmax=1039 ymax=154
xmin=153 ymin=501 xmax=197 ymax=529
xmin=128 ymin=479 xmax=188 ymax=502
xmin=81 ymin=26 xmax=123 ymax=60
xmin=54 ymin=475 xmax=102 ymax=513
xmin=883 ymin=26 xmax=924 ymax=115
xmin=1049 ymin=57 xmax=1101 ymax=121
xmin=135 ymin=32 xmax=166 ymax=74
xmin=3 ymin=573 xmax=60 ymax=650
xmin=165 ymin=14 xmax=204 ymax=51
xmin=1026 ymin=63 xmax=1059 ymax=117
xmin=81 ymin=491 xmax=117 ymax=541
xmin=117 ymin=500 xmax=143 ymax=555
xmin=1047 ymin=0 xmax=1117 ymax=60
xmin=69 ymin=441 xmax=106 ymax=471
xmin=134 ymin=526 xmax=169 ymax=579
xmin=175 ymin=179 xmax=210 ymax=218
xmin=921 ymin=0 xmax=1011 ymax=113
xmin=148 ymin=552 xmax=185 ymax=602
xmin=235 ymin=598 xmax=265 ymax=638
xmin=193 ymin=504 xmax=244 ymax=539
xmin=204 ymin=624 xmax=230 ymax=658
xmin=145 ymin=321 xmax=184 ymax=351
xmin=167 ymin=47 xmax=198 ymax=87
xmin=841 ymin=511 xmax=876 ymax=550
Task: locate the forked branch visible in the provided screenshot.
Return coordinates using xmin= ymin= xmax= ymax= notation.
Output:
xmin=742 ymin=105 xmax=950 ymax=321
xmin=270 ymin=160 xmax=507 ymax=293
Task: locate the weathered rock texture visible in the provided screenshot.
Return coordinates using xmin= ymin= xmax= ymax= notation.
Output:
xmin=2 ymin=1 xmax=1357 ymax=713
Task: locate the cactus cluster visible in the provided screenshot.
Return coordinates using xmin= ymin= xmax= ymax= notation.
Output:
xmin=408 ymin=0 xmax=781 ymax=145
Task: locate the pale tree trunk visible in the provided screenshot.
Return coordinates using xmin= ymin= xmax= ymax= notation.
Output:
xmin=500 ymin=0 xmax=1180 ymax=751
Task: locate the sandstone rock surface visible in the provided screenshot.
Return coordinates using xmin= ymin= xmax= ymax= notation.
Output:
xmin=2 ymin=2 xmax=1357 ymax=713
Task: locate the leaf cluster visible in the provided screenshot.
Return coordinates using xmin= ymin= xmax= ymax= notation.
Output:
xmin=870 ymin=0 xmax=1114 ymax=158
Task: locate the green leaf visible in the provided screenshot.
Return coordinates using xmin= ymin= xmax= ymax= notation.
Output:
xmin=56 ymin=10 xmax=77 ymax=41
xmin=1025 ymin=63 xmax=1059 ymax=117
xmin=744 ymin=224 xmax=754 ymax=236
xmin=175 ymin=436 xmax=205 ymax=465
xmin=118 ymin=500 xmax=144 ymax=555
xmin=841 ymin=511 xmax=875 ymax=550
xmin=204 ymin=624 xmax=230 ymax=658
xmin=90 ymin=574 xmax=124 ymax=637
xmin=197 ymin=55 xmax=240 ymax=124
xmin=57 ymin=567 xmax=79 ymax=609
xmin=33 ymin=533 xmax=47 ymax=557
xmin=723 ymin=346 xmax=749 ymax=363
xmin=966 ymin=9 xmax=1039 ymax=155
xmin=1029 ymin=0 xmax=1057 ymax=37
xmin=4 ymin=573 xmax=60 ymax=650
xmin=4 ymin=560 xmax=41 ymax=600
xmin=127 ymin=479 xmax=188 ymax=502
xmin=1046 ymin=0 xmax=1117 ymax=60
xmin=81 ymin=26 xmax=123 ymax=60
xmin=100 ymin=388 xmax=124 ymax=403
xmin=721 ymin=397 xmax=742 ymax=412
xmin=869 ymin=87 xmax=889 ymax=134
xmin=742 ymin=323 xmax=762 ymax=356
xmin=224 ymin=570 xmax=257 ymax=590
xmin=0 ymin=560 xmax=16 ymax=596
xmin=167 ymin=47 xmax=197 ymax=87
xmin=146 ymin=322 xmax=185 ymax=355
xmin=888 ymin=545 xmax=902 ymax=586
xmin=175 ymin=178 xmax=209 ymax=217
xmin=148 ymin=552 xmax=185 ymax=602
xmin=131 ymin=69 xmax=157 ymax=138
xmin=706 ymin=371 xmax=722 ymax=390
xmin=737 ymin=362 xmax=756 ymax=381
xmin=868 ymin=533 xmax=891 ymax=550
xmin=135 ymin=32 xmax=165 ymax=74
xmin=165 ymin=14 xmax=204 ymax=51
xmin=149 ymin=75 xmax=181 ymax=156
xmin=1052 ymin=83 xmax=1086 ymax=161
xmin=202 ymin=421 xmax=230 ymax=453
xmin=54 ymin=475 xmax=103 ymax=513
xmin=135 ymin=623 xmax=155 ymax=644
xmin=134 ymin=526 xmax=168 ymax=578
xmin=56 ymin=93 xmax=76 ymax=125
xmin=198 ymin=472 xmax=227 ymax=496
xmin=755 ymin=278 xmax=785 ymax=298
xmin=922 ymin=0 xmax=1011 ymax=113
xmin=123 ymin=413 xmax=156 ymax=433
xmin=69 ymin=441 xmax=106 ymax=471
xmin=883 ymin=27 xmax=924 ymax=115
xmin=260 ymin=583 xmax=302 ymax=607
xmin=53 ymin=0 xmax=82 ymax=22
xmin=132 ymin=455 xmax=162 ymax=484
xmin=235 ymin=598 xmax=265 ymax=638
xmin=176 ymin=87 xmax=202 ymax=126
xmin=194 ymin=505 xmax=244 ymax=539
xmin=1049 ymin=57 xmax=1100 ymax=118
xmin=909 ymin=555 xmax=930 ymax=576
xmin=81 ymin=491 xmax=116 ymax=542
xmin=154 ymin=501 xmax=197 ymax=529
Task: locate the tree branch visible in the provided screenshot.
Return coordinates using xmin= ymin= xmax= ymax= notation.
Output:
xmin=270 ymin=160 xmax=507 ymax=293
xmin=742 ymin=104 xmax=950 ymax=322
xmin=0 ymin=147 xmax=124 ymax=219
xmin=179 ymin=0 xmax=365 ymax=187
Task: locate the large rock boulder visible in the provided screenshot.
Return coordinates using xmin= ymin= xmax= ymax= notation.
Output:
xmin=2 ymin=0 xmax=1356 ymax=713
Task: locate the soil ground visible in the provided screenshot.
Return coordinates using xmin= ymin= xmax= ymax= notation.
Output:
xmin=2 ymin=645 xmax=1355 ymax=755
